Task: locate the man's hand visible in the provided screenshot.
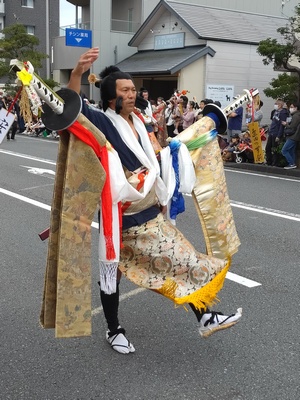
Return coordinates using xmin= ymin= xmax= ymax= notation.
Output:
xmin=68 ymin=47 xmax=99 ymax=93
xmin=73 ymin=47 xmax=99 ymax=76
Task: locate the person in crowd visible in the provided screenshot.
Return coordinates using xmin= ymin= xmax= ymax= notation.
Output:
xmin=182 ymin=100 xmax=196 ymax=129
xmin=139 ymin=87 xmax=157 ymax=133
xmin=245 ymin=100 xmax=263 ymax=126
xmin=173 ymin=95 xmax=188 ymax=134
xmin=152 ymin=96 xmax=168 ymax=147
xmin=227 ymin=97 xmax=243 ymax=143
xmin=281 ymin=101 xmax=300 ymax=169
xmin=67 ymin=47 xmax=242 ymax=354
xmin=4 ymin=94 xmax=18 ymax=141
xmin=221 ymin=134 xmax=240 ymax=162
xmin=195 ymin=98 xmax=214 ymax=121
xmin=164 ymin=98 xmax=176 ymax=138
xmin=265 ymin=98 xmax=289 ymax=166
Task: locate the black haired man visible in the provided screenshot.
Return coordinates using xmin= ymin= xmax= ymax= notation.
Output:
xmin=67 ymin=47 xmax=242 ymax=354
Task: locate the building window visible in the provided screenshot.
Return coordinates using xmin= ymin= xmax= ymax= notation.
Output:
xmin=21 ymin=0 xmax=34 ymax=8
xmin=26 ymin=25 xmax=35 ymax=35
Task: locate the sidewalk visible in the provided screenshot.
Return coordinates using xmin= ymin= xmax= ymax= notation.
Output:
xmin=224 ymin=161 xmax=300 ymax=178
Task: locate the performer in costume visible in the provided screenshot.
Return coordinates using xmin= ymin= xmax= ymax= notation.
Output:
xmin=67 ymin=47 xmax=242 ymax=354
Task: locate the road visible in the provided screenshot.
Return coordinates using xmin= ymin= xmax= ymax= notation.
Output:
xmin=0 ymin=134 xmax=299 ymax=400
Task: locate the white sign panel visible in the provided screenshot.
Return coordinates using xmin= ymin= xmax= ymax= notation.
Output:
xmin=206 ymin=84 xmax=234 ymax=107
xmin=0 ymin=108 xmax=15 ymax=144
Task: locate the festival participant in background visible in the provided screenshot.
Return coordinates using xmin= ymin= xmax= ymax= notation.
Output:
xmin=152 ymin=96 xmax=168 ymax=147
xmin=173 ymin=95 xmax=188 ymax=134
xmin=281 ymin=102 xmax=300 ymax=169
xmin=66 ymin=47 xmax=242 ymax=354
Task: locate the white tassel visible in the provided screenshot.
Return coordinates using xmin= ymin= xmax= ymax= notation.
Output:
xmin=99 ymin=261 xmax=118 ymax=294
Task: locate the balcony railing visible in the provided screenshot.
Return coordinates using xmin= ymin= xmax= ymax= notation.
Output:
xmin=111 ymin=19 xmax=141 ymax=33
xmin=59 ymin=19 xmax=141 ymax=36
xmin=60 ymin=22 xmax=91 ymax=36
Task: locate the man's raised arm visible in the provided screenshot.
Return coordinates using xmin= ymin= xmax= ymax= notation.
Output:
xmin=67 ymin=47 xmax=100 ymax=94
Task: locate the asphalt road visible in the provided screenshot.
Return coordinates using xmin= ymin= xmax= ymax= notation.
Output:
xmin=0 ymin=134 xmax=299 ymax=400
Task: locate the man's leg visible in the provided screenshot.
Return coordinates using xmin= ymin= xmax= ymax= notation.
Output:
xmin=99 ymin=277 xmax=135 ymax=354
xmin=11 ymin=122 xmax=17 ymax=140
xmin=282 ymin=139 xmax=296 ymax=166
xmin=265 ymin=135 xmax=273 ymax=165
xmin=189 ymin=303 xmax=242 ymax=338
xmin=227 ymin=129 xmax=232 ymax=144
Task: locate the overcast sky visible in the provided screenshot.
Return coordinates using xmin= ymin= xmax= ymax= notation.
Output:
xmin=60 ymin=0 xmax=76 ymax=27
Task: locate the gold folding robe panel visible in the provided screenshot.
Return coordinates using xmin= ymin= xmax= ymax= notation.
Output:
xmin=40 ymin=114 xmax=106 ymax=338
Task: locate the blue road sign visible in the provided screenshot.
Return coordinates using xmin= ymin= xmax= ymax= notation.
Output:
xmin=65 ymin=28 xmax=92 ymax=48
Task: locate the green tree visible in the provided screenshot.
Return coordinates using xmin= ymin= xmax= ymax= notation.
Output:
xmin=0 ymin=24 xmax=48 ymax=81
xmin=257 ymin=4 xmax=300 ymax=102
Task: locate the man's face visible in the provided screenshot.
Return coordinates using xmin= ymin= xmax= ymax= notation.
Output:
xmin=142 ymin=91 xmax=149 ymax=100
xmin=111 ymin=79 xmax=137 ymax=116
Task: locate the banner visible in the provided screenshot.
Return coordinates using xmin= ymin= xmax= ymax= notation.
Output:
xmin=248 ymin=121 xmax=264 ymax=163
xmin=0 ymin=109 xmax=15 ymax=144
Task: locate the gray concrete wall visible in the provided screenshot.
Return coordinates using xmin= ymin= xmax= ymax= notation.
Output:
xmin=5 ymin=0 xmax=59 ymax=78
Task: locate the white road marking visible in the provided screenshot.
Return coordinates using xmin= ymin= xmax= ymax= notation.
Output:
xmin=20 ymin=183 xmax=54 ymax=191
xmin=226 ymin=272 xmax=261 ymax=287
xmin=92 ymin=288 xmax=146 ymax=316
xmin=0 ymin=149 xmax=56 ymax=165
xmin=20 ymin=165 xmax=56 ymax=176
xmin=0 ymin=188 xmax=51 ymax=211
xmin=225 ymin=168 xmax=300 ymax=183
xmin=230 ymin=200 xmax=300 ymax=222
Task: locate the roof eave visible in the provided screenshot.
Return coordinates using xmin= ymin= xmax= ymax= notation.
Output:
xmin=169 ymin=46 xmax=215 ymax=74
xmin=200 ymin=36 xmax=260 ymax=45
xmin=128 ymin=0 xmax=166 ymax=47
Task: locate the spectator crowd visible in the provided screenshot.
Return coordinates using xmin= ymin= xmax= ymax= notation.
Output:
xmin=1 ymin=87 xmax=299 ymax=169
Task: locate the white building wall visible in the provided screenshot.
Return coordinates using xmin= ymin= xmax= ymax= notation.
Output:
xmin=54 ymin=0 xmax=299 ymax=102
xmin=205 ymin=40 xmax=280 ymax=125
xmin=178 ymin=57 xmax=207 ymax=102
xmin=138 ymin=9 xmax=205 ymax=51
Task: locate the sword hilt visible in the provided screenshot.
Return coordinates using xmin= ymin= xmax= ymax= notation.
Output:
xmin=10 ymin=59 xmax=82 ymax=131
xmin=222 ymin=89 xmax=252 ymax=117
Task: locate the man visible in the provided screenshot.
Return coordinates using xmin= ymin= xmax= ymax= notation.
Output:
xmin=139 ymin=87 xmax=156 ymax=133
xmin=265 ymin=99 xmax=289 ymax=166
xmin=4 ymin=94 xmax=18 ymax=141
xmin=281 ymin=102 xmax=300 ymax=169
xmin=227 ymin=99 xmax=243 ymax=143
xmin=245 ymin=100 xmax=263 ymax=126
xmin=67 ymin=47 xmax=242 ymax=354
